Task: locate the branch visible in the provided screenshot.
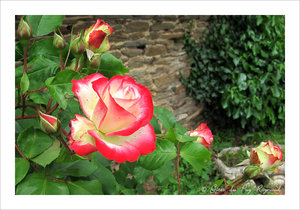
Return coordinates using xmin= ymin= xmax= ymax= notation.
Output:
xmin=15 ymin=144 xmax=39 ymax=173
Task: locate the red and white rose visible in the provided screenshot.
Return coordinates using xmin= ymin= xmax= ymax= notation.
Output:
xmin=189 ymin=123 xmax=213 ymax=148
xmin=69 ymin=73 xmax=156 ymax=162
xmin=250 ymin=140 xmax=282 ymax=172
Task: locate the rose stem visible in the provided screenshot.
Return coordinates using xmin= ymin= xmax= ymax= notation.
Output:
xmin=177 ymin=141 xmax=181 ymax=195
xmin=58 ymin=135 xmax=74 ymax=155
xmin=15 ymin=143 xmax=39 ymax=173
xmin=60 ymin=54 xmax=64 ymax=71
xmin=15 ymin=114 xmax=39 ymax=120
xmin=47 ymin=103 xmax=59 ymax=115
xmin=61 ymin=128 xmax=70 ymax=138
xmin=23 ymin=47 xmax=28 ymax=73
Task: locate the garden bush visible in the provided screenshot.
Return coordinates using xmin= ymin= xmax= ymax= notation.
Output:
xmin=181 ymin=15 xmax=285 ymax=130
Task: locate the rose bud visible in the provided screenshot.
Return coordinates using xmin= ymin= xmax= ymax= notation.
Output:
xmin=189 ymin=123 xmax=213 ymax=148
xmin=83 ymin=19 xmax=113 ymax=53
xmin=89 ymin=53 xmax=101 ymax=68
xmin=17 ymin=16 xmax=32 ymax=47
xmin=71 ymin=34 xmax=86 ymax=58
xmin=68 ymin=55 xmax=85 ymax=71
xmin=39 ymin=111 xmax=61 ymax=135
xmin=250 ymin=140 xmax=282 ymax=173
xmin=53 ymin=32 xmax=66 ymax=52
xmin=69 ymin=73 xmax=156 ymax=162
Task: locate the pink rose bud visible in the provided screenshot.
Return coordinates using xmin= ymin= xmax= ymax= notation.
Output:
xmin=83 ymin=19 xmax=113 ymax=53
xmin=17 ymin=17 xmax=32 ymax=47
xmin=71 ymin=34 xmax=86 ymax=58
xmin=189 ymin=123 xmax=213 ymax=148
xmin=250 ymin=140 xmax=282 ymax=172
xmin=39 ymin=112 xmax=61 ymax=135
xmin=89 ymin=53 xmax=101 ymax=68
xmin=53 ymin=32 xmax=66 ymax=52
xmin=69 ymin=73 xmax=156 ymax=162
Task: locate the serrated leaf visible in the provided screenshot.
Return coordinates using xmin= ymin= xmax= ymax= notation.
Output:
xmin=176 ymin=133 xmax=197 ymax=143
xmin=29 ymin=91 xmax=51 ymax=105
xmin=47 ymin=70 xmax=81 ymax=109
xmin=152 ymin=160 xmax=174 ymax=183
xmin=16 ymin=56 xmax=60 ymax=91
xmin=68 ymin=180 xmax=103 ymax=195
xmin=133 ymin=166 xmax=151 ymax=184
xmin=27 ymin=15 xmax=64 ymax=37
xmin=31 ymin=140 xmax=61 ymax=168
xmin=15 ymin=158 xmax=30 ymax=185
xmin=150 ymin=115 xmax=161 ymax=134
xmin=90 ymin=53 xmax=129 ymax=78
xmin=17 ymin=127 xmax=53 ymax=159
xmin=20 ymin=72 xmax=30 ymax=94
xmin=138 ymin=139 xmax=177 ymax=170
xmin=89 ymin=154 xmax=118 ymax=195
xmin=180 ymin=142 xmax=211 ymax=170
xmin=154 ymin=106 xmax=177 ymax=131
xmin=50 ymin=159 xmax=97 ymax=178
xmin=16 ymin=173 xmax=69 ymax=195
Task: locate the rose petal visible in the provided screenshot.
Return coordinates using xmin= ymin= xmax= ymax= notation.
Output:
xmin=92 ymin=79 xmax=137 ymax=135
xmin=88 ymin=30 xmax=106 ymax=50
xmin=88 ymin=123 xmax=156 ymax=163
xmin=69 ymin=114 xmax=97 ymax=156
xmin=72 ymin=73 xmax=107 ymax=120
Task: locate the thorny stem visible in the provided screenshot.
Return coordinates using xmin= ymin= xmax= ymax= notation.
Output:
xmin=177 ymin=141 xmax=181 ymax=195
xmin=61 ymin=128 xmax=70 ymax=138
xmin=47 ymin=103 xmax=59 ymax=114
xmin=15 ymin=143 xmax=39 ymax=173
xmin=23 ymin=87 xmax=46 ymax=98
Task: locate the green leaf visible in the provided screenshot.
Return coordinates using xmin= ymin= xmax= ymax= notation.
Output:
xmin=233 ymin=57 xmax=240 ymax=66
xmin=29 ymin=91 xmax=51 ymax=105
xmin=150 ymin=115 xmax=161 ymax=134
xmin=50 ymin=159 xmax=97 ymax=178
xmin=133 ymin=166 xmax=151 ymax=184
xmin=93 ymin=53 xmax=129 ymax=78
xmin=16 ymin=56 xmax=60 ymax=91
xmin=176 ymin=133 xmax=197 ymax=143
xmin=20 ymin=72 xmax=30 ymax=94
xmin=154 ymin=106 xmax=177 ymax=130
xmin=31 ymin=140 xmax=61 ymax=168
xmin=180 ymin=142 xmax=211 ymax=170
xmin=152 ymin=160 xmax=174 ymax=183
xmin=15 ymin=158 xmax=30 ymax=185
xmin=165 ymin=127 xmax=177 ymax=142
xmin=89 ymin=154 xmax=118 ymax=195
xmin=17 ymin=127 xmax=53 ymax=159
xmin=28 ymin=38 xmax=68 ymax=60
xmin=271 ymin=86 xmax=280 ymax=98
xmin=257 ymin=16 xmax=263 ymax=26
xmin=138 ymin=139 xmax=177 ymax=170
xmin=68 ymin=180 xmax=103 ymax=195
xmin=47 ymin=70 xmax=81 ymax=109
xmin=16 ymin=173 xmax=69 ymax=195
xmin=27 ymin=15 xmax=64 ymax=37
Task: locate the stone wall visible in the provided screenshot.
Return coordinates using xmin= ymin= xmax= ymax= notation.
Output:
xmin=18 ymin=15 xmax=210 ymax=129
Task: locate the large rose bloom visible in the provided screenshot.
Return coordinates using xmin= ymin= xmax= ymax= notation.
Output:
xmin=69 ymin=73 xmax=156 ymax=162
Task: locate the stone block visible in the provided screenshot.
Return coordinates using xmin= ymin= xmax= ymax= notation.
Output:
xmin=145 ymin=44 xmax=167 ymax=56
xmin=125 ymin=21 xmax=150 ymax=33
xmin=121 ymin=48 xmax=143 ymax=57
xmin=151 ymin=22 xmax=175 ymax=31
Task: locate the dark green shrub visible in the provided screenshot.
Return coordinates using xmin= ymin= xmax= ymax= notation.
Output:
xmin=182 ymin=15 xmax=285 ymax=129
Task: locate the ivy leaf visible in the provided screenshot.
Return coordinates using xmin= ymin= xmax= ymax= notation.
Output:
xmin=68 ymin=180 xmax=103 ymax=195
xmin=47 ymin=70 xmax=81 ymax=109
xmin=15 ymin=158 xmax=30 ymax=185
xmin=138 ymin=139 xmax=177 ymax=170
xmin=16 ymin=173 xmax=69 ymax=195
xmin=17 ymin=127 xmax=53 ymax=159
xmin=233 ymin=57 xmax=240 ymax=66
xmin=180 ymin=142 xmax=211 ymax=171
xmin=27 ymin=15 xmax=64 ymax=37
xmin=31 ymin=140 xmax=61 ymax=168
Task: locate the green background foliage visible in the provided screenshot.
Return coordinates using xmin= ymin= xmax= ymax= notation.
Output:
xmin=181 ymin=15 xmax=285 ymax=130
